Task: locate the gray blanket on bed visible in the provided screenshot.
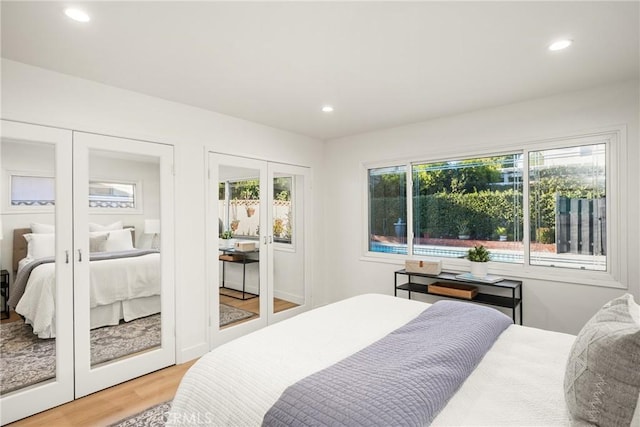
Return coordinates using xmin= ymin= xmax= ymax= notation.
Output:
xmin=8 ymin=249 xmax=159 ymax=308
xmin=262 ymin=300 xmax=512 ymax=427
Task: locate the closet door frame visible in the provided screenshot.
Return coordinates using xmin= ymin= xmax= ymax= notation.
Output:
xmin=73 ymin=132 xmax=176 ymax=398
xmin=0 ymin=120 xmax=74 ymax=424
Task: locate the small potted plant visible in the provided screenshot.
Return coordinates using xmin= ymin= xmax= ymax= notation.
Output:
xmin=457 ymin=220 xmax=470 ymax=240
xmin=467 ymin=245 xmax=490 ymax=278
xmin=219 ymin=230 xmax=234 ymax=248
xmin=496 ymin=226 xmax=507 ymax=241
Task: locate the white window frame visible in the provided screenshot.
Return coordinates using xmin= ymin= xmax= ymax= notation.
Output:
xmin=362 ymin=128 xmax=626 ymax=289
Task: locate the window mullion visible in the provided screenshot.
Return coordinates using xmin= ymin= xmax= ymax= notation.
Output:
xmin=406 ymin=162 xmax=413 ymax=256
xmin=522 ymin=150 xmax=531 ymax=268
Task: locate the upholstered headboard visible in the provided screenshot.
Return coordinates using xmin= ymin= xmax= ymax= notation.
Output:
xmin=12 ymin=228 xmax=31 ymax=273
xmin=12 ymin=226 xmax=136 ymax=273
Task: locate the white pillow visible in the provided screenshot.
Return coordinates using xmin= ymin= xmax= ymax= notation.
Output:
xmin=89 ymin=221 xmax=123 ymax=232
xmin=30 ymin=222 xmax=55 ymax=234
xmin=103 ymin=228 xmax=134 ymax=252
xmin=23 ymin=233 xmax=55 ymax=259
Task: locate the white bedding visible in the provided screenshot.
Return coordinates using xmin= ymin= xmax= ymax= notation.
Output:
xmin=15 ymin=253 xmax=161 ymax=338
xmin=169 ymin=294 xmax=575 ymax=426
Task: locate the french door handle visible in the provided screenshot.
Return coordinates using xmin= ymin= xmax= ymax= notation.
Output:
xmin=269 ymin=236 xmax=273 ymax=244
xmin=263 ymin=236 xmax=267 ymax=244
xmin=65 ymin=250 xmax=69 ymax=264
xmin=78 ymin=249 xmax=83 ymax=262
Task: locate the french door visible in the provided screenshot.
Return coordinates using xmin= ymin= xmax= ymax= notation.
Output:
xmin=0 ymin=123 xmax=175 ymax=423
xmin=0 ymin=121 xmax=74 ymax=424
xmin=73 ymin=132 xmax=175 ymax=397
xmin=208 ymin=153 xmax=311 ymax=347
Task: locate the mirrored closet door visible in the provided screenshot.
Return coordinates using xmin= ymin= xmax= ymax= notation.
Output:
xmin=209 ymin=153 xmax=311 ymax=348
xmin=0 ymin=120 xmax=74 ymax=424
xmin=73 ymin=132 xmax=175 ymax=397
xmin=0 ymin=123 xmax=176 ymax=424
xmin=211 ymin=154 xmax=268 ymax=345
xmin=266 ymin=163 xmax=311 ymax=323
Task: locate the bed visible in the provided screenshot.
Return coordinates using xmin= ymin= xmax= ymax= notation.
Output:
xmin=8 ymin=225 xmax=161 ymax=338
xmin=168 ymin=293 xmax=640 ymax=426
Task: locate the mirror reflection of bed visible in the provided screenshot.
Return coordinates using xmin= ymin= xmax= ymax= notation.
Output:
xmin=0 ymin=222 xmax=162 ymax=395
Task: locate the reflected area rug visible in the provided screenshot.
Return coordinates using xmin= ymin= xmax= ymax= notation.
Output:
xmin=110 ymin=400 xmax=172 ymax=427
xmin=220 ymin=302 xmax=256 ymax=326
xmin=1 ymin=304 xmax=254 ymax=395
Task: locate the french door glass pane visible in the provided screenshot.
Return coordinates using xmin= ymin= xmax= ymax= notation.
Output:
xmin=529 ymin=144 xmax=606 ymax=270
xmin=88 ymin=149 xmax=162 ymax=367
xmin=272 ymin=172 xmax=302 ymax=315
xmin=1 ymin=139 xmax=57 ymax=395
xmin=218 ymin=164 xmax=261 ymax=329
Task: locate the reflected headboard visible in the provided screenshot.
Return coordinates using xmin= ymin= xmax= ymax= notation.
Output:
xmin=13 ymin=228 xmax=31 ymax=273
xmin=12 ymin=227 xmax=136 ymax=273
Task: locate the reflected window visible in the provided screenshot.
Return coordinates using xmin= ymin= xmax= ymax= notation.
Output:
xmin=10 ymin=174 xmax=55 ymax=206
xmin=273 ymin=176 xmax=292 ymax=244
xmin=89 ymin=181 xmax=137 ymax=209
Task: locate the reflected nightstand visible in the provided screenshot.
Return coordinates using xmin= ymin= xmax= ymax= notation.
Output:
xmin=1 ymin=269 xmax=9 ymax=320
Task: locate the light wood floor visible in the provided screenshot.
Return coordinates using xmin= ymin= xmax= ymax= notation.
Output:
xmin=6 ymin=293 xmax=299 ymax=426
xmin=8 ymin=359 xmax=197 ymax=427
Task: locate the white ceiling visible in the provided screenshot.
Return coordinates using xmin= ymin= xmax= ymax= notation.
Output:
xmin=1 ymin=1 xmax=638 ymax=140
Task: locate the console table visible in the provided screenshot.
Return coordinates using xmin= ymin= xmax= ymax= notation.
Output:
xmin=219 ymin=248 xmax=259 ymax=300
xmin=394 ymin=269 xmax=523 ymax=324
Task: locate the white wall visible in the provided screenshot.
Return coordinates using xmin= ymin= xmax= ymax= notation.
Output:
xmin=1 ymin=58 xmax=326 ymax=362
xmin=324 ymin=79 xmax=640 ymax=335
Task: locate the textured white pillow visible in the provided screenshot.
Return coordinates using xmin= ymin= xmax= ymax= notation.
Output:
xmin=103 ymin=228 xmax=134 ymax=252
xmin=23 ymin=233 xmax=56 ymax=259
xmin=89 ymin=221 xmax=123 ymax=232
xmin=30 ymin=222 xmax=55 ymax=234
xmin=565 ymin=294 xmax=640 ymax=426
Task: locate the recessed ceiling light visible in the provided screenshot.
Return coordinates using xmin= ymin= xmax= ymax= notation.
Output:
xmin=64 ymin=8 xmax=90 ymax=23
xmin=321 ymin=105 xmax=334 ymax=113
xmin=548 ymin=39 xmax=572 ymax=51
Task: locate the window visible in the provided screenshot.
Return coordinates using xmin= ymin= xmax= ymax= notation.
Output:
xmin=412 ymin=154 xmax=523 ymax=262
xmin=10 ymin=174 xmax=55 ymax=207
xmin=366 ymin=135 xmax=614 ymax=276
xmin=8 ymin=173 xmax=140 ymax=212
xmin=368 ymin=166 xmax=407 ymax=255
xmin=273 ymin=176 xmax=293 ymax=244
xmin=219 ymin=179 xmax=260 ymax=238
xmin=88 ymin=181 xmax=137 ymax=209
xmin=529 ymin=144 xmax=606 ymax=271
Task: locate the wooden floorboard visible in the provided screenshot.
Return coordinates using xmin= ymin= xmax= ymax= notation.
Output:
xmin=8 ymin=360 xmax=197 ymax=427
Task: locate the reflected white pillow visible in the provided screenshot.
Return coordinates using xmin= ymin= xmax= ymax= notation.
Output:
xmin=30 ymin=222 xmax=55 ymax=234
xmin=23 ymin=233 xmax=55 ymax=259
xmin=104 ymin=228 xmax=134 ymax=252
xmin=89 ymin=221 xmax=123 ymax=232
